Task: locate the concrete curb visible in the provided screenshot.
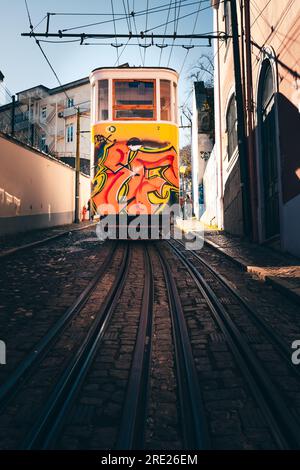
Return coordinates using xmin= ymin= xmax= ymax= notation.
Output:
xmin=204 ymin=237 xmax=300 ymax=306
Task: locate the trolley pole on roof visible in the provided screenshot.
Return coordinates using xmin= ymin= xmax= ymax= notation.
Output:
xmin=75 ymin=107 xmax=80 ymax=223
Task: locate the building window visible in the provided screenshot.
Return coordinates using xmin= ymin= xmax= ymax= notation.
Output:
xmin=30 ymin=104 xmax=34 ymax=120
xmin=66 ymin=124 xmax=74 ymax=143
xmin=173 ymin=82 xmax=178 ymax=123
xmin=40 ymin=134 xmax=46 ymax=151
xmin=258 ymin=59 xmax=279 ymax=238
xmin=160 ymin=80 xmax=171 ymax=121
xmin=67 ymin=97 xmax=74 ymax=108
xmin=98 ymin=80 xmax=108 ymax=121
xmin=41 ymin=106 xmax=47 ymax=119
xmin=113 ymin=79 xmax=155 ymax=120
xmin=226 ymin=94 xmax=238 ymax=160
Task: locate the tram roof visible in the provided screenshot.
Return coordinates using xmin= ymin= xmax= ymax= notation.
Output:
xmin=91 ymin=66 xmax=178 ymax=75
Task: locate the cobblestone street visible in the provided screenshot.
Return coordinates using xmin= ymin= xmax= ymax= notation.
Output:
xmin=0 ymin=224 xmax=299 ymax=450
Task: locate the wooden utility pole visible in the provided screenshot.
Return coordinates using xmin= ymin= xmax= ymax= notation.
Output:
xmin=230 ymin=0 xmax=251 ymax=236
xmin=75 ymin=107 xmax=80 ymax=223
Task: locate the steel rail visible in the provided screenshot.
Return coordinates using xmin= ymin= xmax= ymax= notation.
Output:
xmin=156 ymin=244 xmax=211 ymax=450
xmin=173 ymin=238 xmax=299 ymax=371
xmin=21 ymin=243 xmax=131 ymax=449
xmin=167 ymin=240 xmax=300 ymax=450
xmin=116 ymin=243 xmax=154 ymax=449
xmin=0 ymin=242 xmax=118 ymax=410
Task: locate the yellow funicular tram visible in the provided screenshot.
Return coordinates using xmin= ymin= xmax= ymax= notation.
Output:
xmin=89 ymin=66 xmax=180 ymax=238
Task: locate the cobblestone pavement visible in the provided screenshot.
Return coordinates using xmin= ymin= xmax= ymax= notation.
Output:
xmin=0 ymin=228 xmax=300 ymax=450
xmin=0 ymin=242 xmax=126 ymax=448
xmin=145 ymin=245 xmax=183 ymax=450
xmin=192 ymin=238 xmax=300 ymax=350
xmin=204 ymin=230 xmax=300 ymax=303
xmin=57 ymin=243 xmax=145 ymax=450
xmin=162 ymin=243 xmax=277 ymax=449
xmin=0 ymin=221 xmax=95 ymax=253
xmin=0 ymin=226 xmax=108 ymax=383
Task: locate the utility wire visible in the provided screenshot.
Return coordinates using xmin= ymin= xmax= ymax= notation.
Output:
xmin=167 ymin=0 xmax=182 ymax=67
xmin=158 ymin=0 xmax=173 ymax=66
xmin=145 ymin=2 xmax=214 ymax=33
xmin=111 ymin=0 xmax=120 ymax=65
xmin=24 ymin=0 xmax=33 ymax=30
xmin=35 ymin=40 xmax=72 ymax=103
xmin=32 ymin=15 xmax=47 ymax=32
xmin=116 ymin=0 xmax=133 ymax=66
xmin=127 ymin=0 xmax=132 ymax=32
xmin=132 ymin=12 xmax=144 ymax=65
xmin=122 ymin=0 xmax=131 ymax=33
xmin=179 ymin=0 xmax=203 ymax=75
xmin=143 ymin=0 xmax=149 ymax=66
xmin=59 ymin=0 xmax=201 ymax=32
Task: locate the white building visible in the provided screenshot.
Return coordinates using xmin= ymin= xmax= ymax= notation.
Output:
xmin=191 ymin=81 xmax=215 ymax=222
xmin=0 ymin=77 xmax=91 ymax=174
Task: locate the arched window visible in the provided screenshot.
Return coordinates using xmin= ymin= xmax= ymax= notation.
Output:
xmin=226 ymin=95 xmax=238 ymax=160
xmin=258 ymin=59 xmax=280 ymax=238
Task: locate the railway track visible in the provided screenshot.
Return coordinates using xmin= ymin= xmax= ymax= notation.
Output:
xmin=22 ymin=244 xmax=131 ymax=449
xmin=1 ymin=238 xmax=299 ymax=449
xmin=167 ymin=238 xmax=300 ymax=449
xmin=0 ymin=242 xmax=118 ymax=411
xmin=156 ymin=245 xmax=211 ymax=450
xmin=0 ymin=242 xmax=210 ymax=450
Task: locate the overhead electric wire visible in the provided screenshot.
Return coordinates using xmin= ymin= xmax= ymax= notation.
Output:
xmin=32 ymin=15 xmax=47 ymax=32
xmin=122 ymin=0 xmax=131 ymax=33
xmin=114 ymin=0 xmax=133 ymax=67
xmin=127 ymin=0 xmax=133 ymax=32
xmin=24 ymin=0 xmax=33 ymax=30
xmin=132 ymin=12 xmax=144 ymax=65
xmin=111 ymin=0 xmax=120 ymax=66
xmin=83 ymin=42 xmax=211 ymax=48
xmin=113 ymin=38 xmax=130 ymax=66
xmin=145 ymin=2 xmax=215 ymax=33
xmin=143 ymin=0 xmax=149 ymax=66
xmin=167 ymin=0 xmax=182 ymax=67
xmin=58 ymin=0 xmax=203 ymax=33
xmin=179 ymin=0 xmax=203 ymax=75
xmin=38 ymin=39 xmax=82 ymax=44
xmin=158 ymin=0 xmax=173 ymax=66
xmin=35 ymin=40 xmax=72 ymax=103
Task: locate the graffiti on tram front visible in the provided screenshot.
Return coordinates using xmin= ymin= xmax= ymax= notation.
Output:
xmin=91 ymin=132 xmax=179 ymax=215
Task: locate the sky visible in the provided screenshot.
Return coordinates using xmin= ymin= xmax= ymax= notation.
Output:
xmin=0 ymin=0 xmax=213 ymax=144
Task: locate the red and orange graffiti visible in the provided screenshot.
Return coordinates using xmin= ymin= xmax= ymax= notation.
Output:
xmin=92 ymin=137 xmax=179 ymax=215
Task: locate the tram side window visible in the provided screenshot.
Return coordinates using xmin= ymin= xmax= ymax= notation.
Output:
xmin=113 ymin=80 xmax=155 ymax=119
xmin=173 ymin=82 xmax=178 ymax=123
xmin=160 ymin=80 xmax=171 ymax=121
xmin=98 ymin=80 xmax=108 ymax=121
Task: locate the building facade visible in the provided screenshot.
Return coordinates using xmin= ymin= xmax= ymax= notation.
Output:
xmin=191 ymin=81 xmax=215 ymax=220
xmin=0 ymin=77 xmax=91 ymax=174
xmin=212 ymin=0 xmax=300 ymax=256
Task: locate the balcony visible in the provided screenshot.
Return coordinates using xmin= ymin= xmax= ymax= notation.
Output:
xmin=62 ymin=103 xmax=90 ymax=118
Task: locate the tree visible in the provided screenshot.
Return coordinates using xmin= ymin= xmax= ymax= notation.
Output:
xmin=188 ymin=53 xmax=214 ymax=87
xmin=180 ymin=144 xmax=192 ymax=179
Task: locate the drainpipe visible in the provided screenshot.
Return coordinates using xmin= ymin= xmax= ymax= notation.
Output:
xmin=213 ymin=5 xmax=224 ymax=229
xmin=244 ymin=0 xmax=258 ymax=241
xmin=230 ymin=0 xmax=252 ymax=237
